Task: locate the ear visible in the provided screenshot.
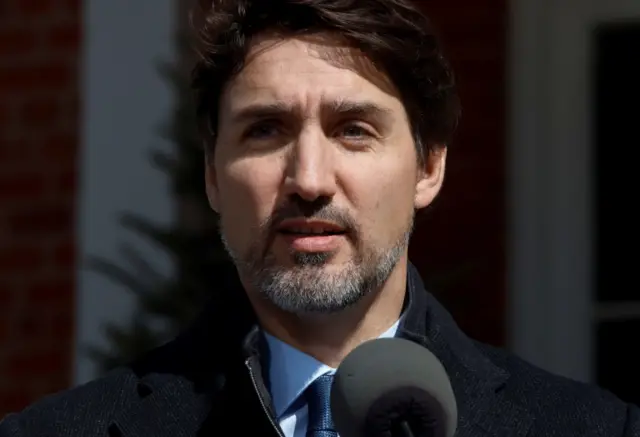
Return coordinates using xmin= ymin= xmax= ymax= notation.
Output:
xmin=204 ymin=154 xmax=220 ymax=213
xmin=414 ymin=146 xmax=447 ymax=210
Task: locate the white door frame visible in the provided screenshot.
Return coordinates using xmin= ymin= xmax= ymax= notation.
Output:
xmin=508 ymin=0 xmax=640 ymax=383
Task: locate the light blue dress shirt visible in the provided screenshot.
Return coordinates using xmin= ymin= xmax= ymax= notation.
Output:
xmin=264 ymin=320 xmax=401 ymax=437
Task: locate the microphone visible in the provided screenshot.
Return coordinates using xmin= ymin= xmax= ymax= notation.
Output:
xmin=330 ymin=338 xmax=457 ymax=437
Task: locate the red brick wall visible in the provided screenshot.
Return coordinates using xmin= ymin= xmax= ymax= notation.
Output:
xmin=409 ymin=0 xmax=507 ymax=346
xmin=0 ymin=0 xmax=80 ymax=416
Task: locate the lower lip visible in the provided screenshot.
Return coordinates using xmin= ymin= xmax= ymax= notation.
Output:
xmin=278 ymin=233 xmax=345 ymax=252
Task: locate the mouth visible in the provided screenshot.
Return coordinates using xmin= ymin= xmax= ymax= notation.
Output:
xmin=275 ymin=220 xmax=348 ymax=252
xmin=275 ymin=219 xmax=347 ymax=236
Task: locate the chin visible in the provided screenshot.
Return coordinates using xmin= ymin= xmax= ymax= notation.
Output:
xmin=291 ymin=248 xmax=348 ymax=266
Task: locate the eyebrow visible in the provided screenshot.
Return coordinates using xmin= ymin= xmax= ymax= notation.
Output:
xmin=229 ymin=99 xmax=395 ymax=125
xmin=325 ymin=99 xmax=395 ymax=121
xmin=229 ymin=101 xmax=292 ymax=124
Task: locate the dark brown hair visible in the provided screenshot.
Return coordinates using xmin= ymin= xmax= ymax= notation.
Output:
xmin=191 ymin=0 xmax=461 ymax=161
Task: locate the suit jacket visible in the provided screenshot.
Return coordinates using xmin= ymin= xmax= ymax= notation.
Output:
xmin=1 ymin=264 xmax=639 ymax=437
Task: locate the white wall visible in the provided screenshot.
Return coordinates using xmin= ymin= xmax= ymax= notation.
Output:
xmin=508 ymin=0 xmax=640 ymax=382
xmin=75 ymin=0 xmax=176 ymax=384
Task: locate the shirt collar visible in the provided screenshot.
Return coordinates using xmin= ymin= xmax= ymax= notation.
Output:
xmin=263 ymin=318 xmax=402 ymax=419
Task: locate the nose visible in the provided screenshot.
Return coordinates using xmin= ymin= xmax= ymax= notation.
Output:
xmin=283 ymin=128 xmax=338 ymax=202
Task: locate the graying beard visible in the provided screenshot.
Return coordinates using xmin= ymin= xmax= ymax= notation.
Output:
xmin=292 ymin=252 xmax=331 ymax=266
xmin=220 ymin=219 xmax=413 ymax=315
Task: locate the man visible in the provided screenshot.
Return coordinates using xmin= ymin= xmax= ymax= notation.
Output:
xmin=1 ymin=0 xmax=638 ymax=436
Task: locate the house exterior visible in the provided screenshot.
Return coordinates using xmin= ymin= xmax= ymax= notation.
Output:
xmin=1 ymin=0 xmax=638 ymax=417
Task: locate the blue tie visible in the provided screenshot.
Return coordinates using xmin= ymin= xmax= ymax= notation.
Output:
xmin=305 ymin=374 xmax=338 ymax=437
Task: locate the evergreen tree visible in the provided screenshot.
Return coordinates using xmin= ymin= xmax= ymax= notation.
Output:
xmin=86 ymin=36 xmax=235 ymax=375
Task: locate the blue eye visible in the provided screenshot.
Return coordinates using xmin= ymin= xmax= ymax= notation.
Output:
xmin=343 ymin=125 xmax=365 ymax=137
xmin=339 ymin=124 xmax=374 ymax=141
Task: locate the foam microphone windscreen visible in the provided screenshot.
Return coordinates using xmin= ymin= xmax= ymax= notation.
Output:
xmin=330 ymin=338 xmax=457 ymax=437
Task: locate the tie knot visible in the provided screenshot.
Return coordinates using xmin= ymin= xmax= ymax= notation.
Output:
xmin=306 ymin=374 xmax=333 ymax=402
xmin=304 ymin=374 xmax=337 ymax=437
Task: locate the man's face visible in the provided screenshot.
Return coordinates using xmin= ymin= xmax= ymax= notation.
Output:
xmin=207 ymin=34 xmax=445 ymax=315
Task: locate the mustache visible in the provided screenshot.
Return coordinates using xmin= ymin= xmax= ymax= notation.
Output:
xmin=264 ymin=197 xmax=358 ymax=236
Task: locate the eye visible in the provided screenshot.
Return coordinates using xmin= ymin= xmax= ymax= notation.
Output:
xmin=336 ymin=123 xmax=375 ymax=141
xmin=342 ymin=125 xmax=366 ymax=137
xmin=244 ymin=121 xmax=281 ymax=140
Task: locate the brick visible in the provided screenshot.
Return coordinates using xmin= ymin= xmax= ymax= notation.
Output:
xmin=50 ymin=310 xmax=74 ymax=340
xmin=16 ymin=0 xmax=54 ymax=19
xmin=409 ymin=0 xmax=507 ymax=347
xmin=0 ymin=0 xmax=80 ymax=410
xmin=0 ymin=283 xmax=14 ymax=311
xmin=6 ymin=350 xmax=68 ymax=379
xmin=20 ymin=96 xmax=59 ymax=129
xmin=0 ymin=27 xmax=38 ymax=56
xmin=0 ymin=102 xmax=9 ymax=126
xmin=64 ymin=0 xmax=82 ymax=15
xmin=0 ymin=172 xmax=46 ymax=202
xmin=53 ymin=240 xmax=75 ymax=268
xmin=0 ymin=1 xmax=12 ymax=23
xmin=25 ymin=278 xmax=73 ymax=306
xmin=0 ymin=61 xmax=72 ymax=93
xmin=33 ymin=377 xmax=70 ymax=397
xmin=0 ymin=244 xmax=45 ymax=274
xmin=41 ymin=133 xmax=77 ymax=162
xmin=0 ymin=317 xmax=9 ymax=345
xmin=57 ymin=169 xmax=77 ymax=196
xmin=16 ymin=311 xmax=50 ymax=340
xmin=58 ymin=95 xmax=79 ymax=121
xmin=8 ymin=203 xmax=73 ymax=236
xmin=424 ymin=2 xmax=506 ymax=28
xmin=0 ymin=139 xmax=36 ymax=169
xmin=0 ymin=390 xmax=33 ymax=415
xmin=47 ymin=24 xmax=80 ymax=51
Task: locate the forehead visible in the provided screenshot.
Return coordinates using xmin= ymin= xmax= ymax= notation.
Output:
xmin=220 ymin=34 xmax=405 ymax=114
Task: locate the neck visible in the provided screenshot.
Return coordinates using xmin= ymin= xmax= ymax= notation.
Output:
xmin=249 ymin=260 xmax=408 ymax=368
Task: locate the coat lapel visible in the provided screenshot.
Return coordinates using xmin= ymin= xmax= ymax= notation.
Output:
xmin=110 ymin=264 xmax=533 ymax=437
xmin=109 ymin=373 xmax=212 ymax=437
xmin=400 ymin=265 xmax=533 ymax=437
xmin=109 ymin=287 xmax=267 ymax=437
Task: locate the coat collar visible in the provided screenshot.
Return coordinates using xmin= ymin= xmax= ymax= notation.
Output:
xmin=110 ymin=263 xmax=532 ymax=437
xmin=398 ymin=264 xmax=533 ymax=437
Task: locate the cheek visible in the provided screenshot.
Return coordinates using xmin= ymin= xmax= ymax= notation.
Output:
xmin=342 ymin=155 xmax=416 ymax=239
xmin=216 ymin=157 xmax=283 ymax=246
xmin=372 ymin=179 xmax=416 ymax=232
